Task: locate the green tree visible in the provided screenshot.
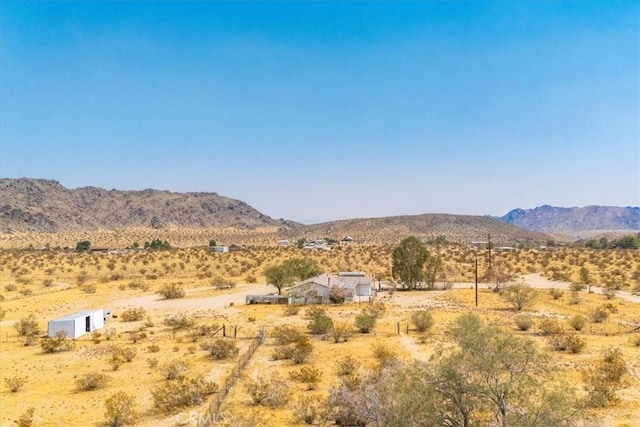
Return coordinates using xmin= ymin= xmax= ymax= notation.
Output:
xmin=208 ymin=239 xmax=217 ymax=247
xmin=263 ymin=264 xmax=293 ymax=295
xmin=283 ymin=257 xmax=322 ymax=281
xmin=392 ymin=237 xmax=429 ymax=289
xmin=75 ymin=240 xmax=91 ymax=251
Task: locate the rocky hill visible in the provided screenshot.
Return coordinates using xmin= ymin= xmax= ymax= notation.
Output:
xmin=502 ymin=205 xmax=640 ymax=233
xmin=0 ymin=178 xmax=291 ymax=232
xmin=282 ymin=214 xmax=550 ymax=246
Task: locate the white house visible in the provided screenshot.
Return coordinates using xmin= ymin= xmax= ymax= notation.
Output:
xmin=287 ymin=272 xmax=373 ymax=304
xmin=209 ymin=245 xmax=229 ymax=253
xmin=47 ymin=309 xmax=105 ymax=339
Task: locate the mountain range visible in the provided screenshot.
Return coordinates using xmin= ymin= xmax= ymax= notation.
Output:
xmin=1 ymin=178 xmax=637 ymax=244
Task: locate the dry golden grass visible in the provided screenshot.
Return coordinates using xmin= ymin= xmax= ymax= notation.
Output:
xmin=0 ymin=244 xmax=638 ymax=426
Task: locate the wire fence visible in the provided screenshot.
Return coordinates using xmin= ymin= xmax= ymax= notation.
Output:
xmin=197 ymin=327 xmax=265 ymax=426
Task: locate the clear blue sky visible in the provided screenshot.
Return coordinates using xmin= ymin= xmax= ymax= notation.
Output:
xmin=1 ymin=1 xmax=638 ymax=224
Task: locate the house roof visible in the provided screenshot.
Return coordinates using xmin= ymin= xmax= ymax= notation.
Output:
xmin=50 ymin=309 xmax=103 ymax=322
xmin=290 ymin=273 xmax=372 ymax=291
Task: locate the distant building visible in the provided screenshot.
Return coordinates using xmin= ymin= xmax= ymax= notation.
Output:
xmin=287 ymin=272 xmax=373 ymax=304
xmin=278 ymin=240 xmax=290 ymax=247
xmin=48 ymin=309 xmax=105 ymax=339
xmin=209 ymin=246 xmax=229 ymax=253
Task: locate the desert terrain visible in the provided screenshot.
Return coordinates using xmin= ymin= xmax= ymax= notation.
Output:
xmin=0 ymin=242 xmax=639 ymax=426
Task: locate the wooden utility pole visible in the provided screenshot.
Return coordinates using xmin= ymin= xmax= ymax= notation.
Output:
xmin=488 ymin=234 xmax=492 ymax=270
xmin=475 ymin=259 xmax=478 ymax=307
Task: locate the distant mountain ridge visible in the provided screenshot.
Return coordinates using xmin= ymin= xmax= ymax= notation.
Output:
xmin=0 ymin=178 xmax=291 ymax=232
xmin=502 ymin=205 xmax=640 ymax=233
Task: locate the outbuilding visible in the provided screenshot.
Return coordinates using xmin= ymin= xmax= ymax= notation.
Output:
xmin=47 ymin=309 xmax=105 ymax=339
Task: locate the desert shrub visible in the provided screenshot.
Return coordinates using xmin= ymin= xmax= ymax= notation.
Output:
xmin=75 ymin=372 xmax=108 ymax=391
xmin=80 ymin=283 xmax=97 ymax=293
xmin=291 ymin=336 xmax=314 ymax=364
xmin=127 ymin=279 xmax=149 ymax=291
xmin=91 ymin=331 xmax=102 ymax=344
xmin=272 ymin=325 xmax=304 ymax=345
xmin=289 ymin=366 xmax=322 ymax=390
xmin=244 ymin=274 xmax=257 ymax=284
xmin=15 ymin=407 xmax=35 ymax=427
xmin=40 ymin=331 xmax=74 ymax=353
xmin=212 ymin=276 xmax=236 ymax=289
xmin=355 ymin=312 xmax=376 ymax=333
xmin=104 ymin=391 xmax=137 ymax=426
xmin=147 ymin=357 xmax=159 ymax=368
xmin=5 ymin=283 xmax=17 ymax=291
xmin=372 ymin=343 xmax=399 ymax=370
xmin=308 ymin=314 xmax=333 ymax=335
xmin=14 ymin=314 xmax=39 ymax=336
xmin=157 ymin=282 xmax=186 ymax=299
xmin=122 ymin=347 xmax=137 ymax=362
xmin=147 ymin=343 xmax=160 ymax=353
xmin=162 ymin=313 xmax=195 ymax=330
xmin=549 ymin=288 xmax=563 ymax=300
xmin=548 ymin=333 xmax=586 ymax=354
xmin=120 ymin=307 xmax=146 ymax=322
xmin=151 ymin=376 xmax=217 ymax=413
xmin=603 ymin=287 xmax=616 ymax=299
xmin=363 ymin=301 xmax=387 ymax=318
xmin=514 ymin=314 xmax=533 ymax=331
xmin=411 ymin=310 xmax=434 ymax=332
xmin=568 ymin=315 xmax=587 ymax=331
xmin=292 ymin=395 xmax=325 ymax=425
xmin=632 ymin=334 xmax=640 ymax=347
xmin=501 ymin=282 xmax=537 ymax=311
xmin=537 ymin=318 xmax=562 ymax=336
xmin=160 ymin=359 xmax=189 ymax=380
xmin=584 ymin=348 xmax=628 ymax=407
xmin=569 ymin=291 xmax=581 ymax=305
xmin=304 ymin=306 xmax=327 ymax=319
xmin=245 ymin=374 xmax=290 ymax=407
xmin=271 ymin=345 xmax=294 ymax=361
xmin=570 ymin=282 xmax=586 ymax=292
xmin=42 ymin=279 xmax=53 ymax=288
xmin=590 ymin=306 xmax=610 ymax=323
xmin=565 ymin=333 xmax=586 ymax=353
xmin=284 ymin=304 xmax=301 ymax=316
xmin=208 ymin=339 xmax=239 ymax=360
xmin=330 ymin=321 xmax=353 ymax=343
xmin=4 ymin=375 xmax=26 ymax=392
xmin=336 ymin=355 xmax=360 ymax=376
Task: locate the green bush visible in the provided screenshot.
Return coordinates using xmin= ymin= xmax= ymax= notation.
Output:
xmin=163 ymin=313 xmax=195 ymax=330
xmin=411 ymin=310 xmax=434 ymax=332
xmin=308 ymin=314 xmax=333 ymax=335
xmin=355 ymin=312 xmax=376 ymax=333
xmin=336 ymin=355 xmax=360 ymax=376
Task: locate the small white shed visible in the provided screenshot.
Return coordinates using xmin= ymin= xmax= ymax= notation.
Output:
xmin=210 ymin=246 xmax=229 ymax=253
xmin=48 ymin=309 xmax=105 ymax=339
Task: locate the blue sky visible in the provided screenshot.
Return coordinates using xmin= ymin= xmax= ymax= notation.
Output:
xmin=1 ymin=1 xmax=638 ymax=223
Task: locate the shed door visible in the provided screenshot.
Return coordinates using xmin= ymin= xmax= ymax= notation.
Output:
xmin=85 ymin=316 xmax=91 ymax=332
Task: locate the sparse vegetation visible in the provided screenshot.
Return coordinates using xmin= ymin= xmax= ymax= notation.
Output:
xmin=245 ymin=374 xmax=290 ymax=407
xmin=157 ymin=282 xmax=185 ymax=299
xmin=104 ymin=391 xmax=137 ymax=426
